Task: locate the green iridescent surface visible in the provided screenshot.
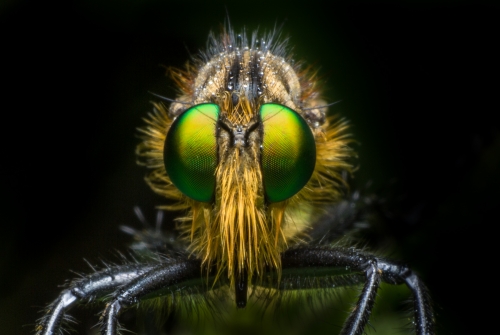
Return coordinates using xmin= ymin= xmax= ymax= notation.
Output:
xmin=164 ymin=103 xmax=219 ymax=202
xmin=260 ymin=104 xmax=316 ymax=202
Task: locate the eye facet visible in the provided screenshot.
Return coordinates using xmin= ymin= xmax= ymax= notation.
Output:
xmin=164 ymin=103 xmax=219 ymax=202
xmin=260 ymin=103 xmax=316 ymax=203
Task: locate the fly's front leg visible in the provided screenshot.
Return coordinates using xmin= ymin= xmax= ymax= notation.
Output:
xmin=339 ymin=259 xmax=380 ymax=335
xmin=282 ymin=247 xmax=381 ymax=335
xmin=36 ymin=263 xmax=156 ymax=335
xmin=281 ymin=246 xmax=435 ymax=335
xmin=378 ymin=260 xmax=435 ymax=335
xmin=100 ymin=259 xmax=201 ymax=335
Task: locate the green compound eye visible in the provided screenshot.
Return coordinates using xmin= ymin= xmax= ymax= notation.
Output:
xmin=164 ymin=103 xmax=219 ymax=202
xmin=260 ymin=103 xmax=316 ymax=203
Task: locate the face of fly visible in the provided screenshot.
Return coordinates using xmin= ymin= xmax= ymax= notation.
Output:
xmin=137 ymin=29 xmax=353 ymax=286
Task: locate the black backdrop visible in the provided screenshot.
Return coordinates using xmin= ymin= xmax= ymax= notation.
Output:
xmin=1 ymin=1 xmax=499 ymax=334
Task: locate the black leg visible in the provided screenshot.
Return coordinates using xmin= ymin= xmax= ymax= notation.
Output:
xmin=100 ymin=259 xmax=202 ymax=335
xmin=340 ymin=260 xmax=380 ymax=335
xmin=36 ymin=263 xmax=157 ymax=335
xmin=281 ymin=247 xmax=435 ymax=335
xmin=378 ymin=260 xmax=435 ymax=335
xmin=282 ymin=247 xmax=380 ymax=335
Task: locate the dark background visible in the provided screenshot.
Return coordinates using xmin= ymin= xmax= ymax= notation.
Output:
xmin=1 ymin=1 xmax=499 ymax=334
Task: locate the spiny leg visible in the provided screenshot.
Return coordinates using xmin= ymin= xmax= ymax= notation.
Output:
xmin=281 ymin=247 xmax=435 ymax=335
xmin=281 ymin=247 xmax=380 ymax=335
xmin=100 ymin=259 xmax=202 ymax=335
xmin=36 ymin=263 xmax=157 ymax=335
xmin=378 ymin=259 xmax=435 ymax=335
xmin=340 ymin=260 xmax=380 ymax=335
